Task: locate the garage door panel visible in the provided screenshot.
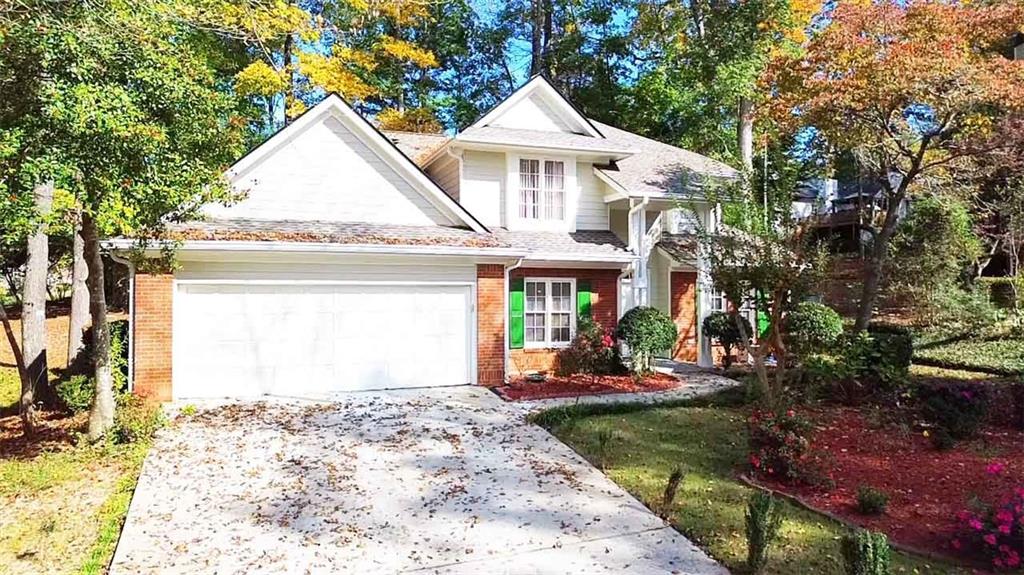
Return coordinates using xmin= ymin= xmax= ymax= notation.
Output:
xmin=174 ymin=283 xmax=472 ymax=399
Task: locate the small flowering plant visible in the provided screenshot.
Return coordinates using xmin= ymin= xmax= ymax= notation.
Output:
xmin=952 ymin=485 xmax=1024 ymax=571
xmin=747 ymin=408 xmax=830 ymax=486
xmin=556 ymin=317 xmax=623 ymax=377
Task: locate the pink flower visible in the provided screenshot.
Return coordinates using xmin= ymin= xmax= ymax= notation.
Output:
xmin=983 ymin=533 xmax=998 ymax=546
xmin=969 ymin=518 xmax=984 ymax=531
xmin=986 ymin=462 xmax=1006 ymax=476
xmin=749 ymin=454 xmax=762 ymax=469
xmin=951 ymin=539 xmax=962 ymax=550
xmin=998 ymin=523 xmax=1012 ymax=535
xmin=996 ymin=509 xmax=1014 ymax=524
xmin=601 ymin=335 xmax=613 ymax=348
xmin=786 ymin=409 xmax=795 ymax=418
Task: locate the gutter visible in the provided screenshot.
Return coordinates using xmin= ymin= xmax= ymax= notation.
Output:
xmin=103 ymin=239 xmax=530 ymax=259
xmin=503 ymin=257 xmax=525 ymax=384
xmin=107 ymin=251 xmax=136 ymax=392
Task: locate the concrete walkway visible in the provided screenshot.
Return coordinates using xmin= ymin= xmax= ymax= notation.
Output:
xmin=111 ymin=385 xmax=729 ymax=575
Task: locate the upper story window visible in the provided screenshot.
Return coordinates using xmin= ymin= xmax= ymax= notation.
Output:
xmin=519 ymin=159 xmax=565 ymax=220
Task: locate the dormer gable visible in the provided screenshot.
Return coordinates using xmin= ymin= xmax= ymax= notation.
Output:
xmin=471 ymin=76 xmax=604 ymax=137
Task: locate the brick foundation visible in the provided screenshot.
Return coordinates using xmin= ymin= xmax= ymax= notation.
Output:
xmin=508 ymin=267 xmax=620 ymax=377
xmin=133 ymin=273 xmax=173 ymax=401
xmin=476 ymin=265 xmax=505 ymax=386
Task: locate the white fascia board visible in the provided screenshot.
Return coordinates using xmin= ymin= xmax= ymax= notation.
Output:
xmin=225 ymin=94 xmax=487 ymax=234
xmin=104 ymin=238 xmax=529 ymax=259
xmin=454 ymin=138 xmax=635 ymax=161
xmin=470 ymin=76 xmax=603 ymax=138
xmin=524 ymin=252 xmax=635 ymax=264
xmin=594 ymin=169 xmax=631 ymax=202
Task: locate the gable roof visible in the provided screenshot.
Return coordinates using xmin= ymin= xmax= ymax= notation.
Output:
xmin=382 ymin=130 xmax=451 ymax=163
xmin=470 ymin=75 xmax=605 ymax=138
xmin=227 ymin=94 xmax=487 ymax=233
xmin=591 ymin=120 xmax=739 ymax=199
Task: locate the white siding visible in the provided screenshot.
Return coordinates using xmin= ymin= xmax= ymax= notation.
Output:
xmin=426 ymin=153 xmax=460 ymax=201
xmin=649 ymin=249 xmax=671 ymax=317
xmin=609 ymin=208 xmax=628 ymax=243
xmin=576 ymin=162 xmax=609 ymax=230
xmin=176 ymin=256 xmax=477 ymax=283
xmin=459 ymin=150 xmax=505 ymax=227
xmin=490 ymin=92 xmax=575 ymax=133
xmin=208 ymin=114 xmax=449 ymax=225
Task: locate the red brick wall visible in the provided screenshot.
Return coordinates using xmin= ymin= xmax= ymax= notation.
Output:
xmin=476 ymin=265 xmax=505 ymax=386
xmin=670 ymin=271 xmax=699 ymax=362
xmin=133 ymin=273 xmax=173 ymax=401
xmin=508 ymin=267 xmax=620 ymax=376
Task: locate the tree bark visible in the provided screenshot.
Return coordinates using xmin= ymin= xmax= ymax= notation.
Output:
xmin=738 ymin=98 xmax=755 ymax=172
xmin=21 ymin=180 xmax=53 ymax=433
xmin=530 ymin=0 xmax=544 ymax=76
xmin=82 ymin=213 xmax=114 ymax=441
xmin=853 ymin=188 xmax=906 ymax=332
xmin=281 ymin=0 xmax=296 ymax=125
xmin=67 ymin=218 xmax=89 ymax=366
xmin=1 ymin=304 xmax=30 ymax=421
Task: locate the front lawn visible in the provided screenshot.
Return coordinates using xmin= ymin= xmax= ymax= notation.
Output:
xmin=544 ymin=391 xmax=967 ymax=574
xmin=0 ymin=312 xmax=152 ymax=575
xmin=914 ymin=324 xmax=1024 ymax=375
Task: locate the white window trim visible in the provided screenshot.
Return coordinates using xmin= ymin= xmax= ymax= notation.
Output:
xmin=505 ymin=153 xmax=578 ymax=232
xmin=517 ymin=157 xmax=566 ymax=221
xmin=523 ymin=277 xmax=577 ymax=349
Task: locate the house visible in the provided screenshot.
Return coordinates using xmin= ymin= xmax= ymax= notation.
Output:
xmin=1013 ymin=32 xmax=1023 ymax=60
xmin=110 ymin=76 xmax=737 ymax=401
xmin=792 ymin=175 xmax=908 ymax=254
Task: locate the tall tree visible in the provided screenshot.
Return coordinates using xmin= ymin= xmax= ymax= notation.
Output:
xmin=1 ymin=0 xmax=250 ymax=438
xmin=768 ymin=1 xmax=1024 ymax=331
xmin=20 ymin=180 xmax=51 ymax=434
xmin=627 ymin=0 xmax=819 ymax=167
xmin=67 ymin=219 xmax=88 ymax=366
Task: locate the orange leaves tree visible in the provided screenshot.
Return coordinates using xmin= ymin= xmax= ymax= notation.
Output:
xmin=766 ymin=1 xmax=1024 ymax=330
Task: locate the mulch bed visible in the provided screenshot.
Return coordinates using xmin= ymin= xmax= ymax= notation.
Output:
xmin=756 ymin=406 xmax=1024 ymax=561
xmin=495 ymin=372 xmax=680 ymax=401
xmin=0 ymin=409 xmax=83 ymax=460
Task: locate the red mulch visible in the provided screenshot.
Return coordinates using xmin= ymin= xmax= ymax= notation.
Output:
xmin=757 ymin=406 xmax=1024 ymax=561
xmin=496 ymin=372 xmax=680 ymax=401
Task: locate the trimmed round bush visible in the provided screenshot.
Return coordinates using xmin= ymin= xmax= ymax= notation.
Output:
xmin=784 ymin=302 xmax=843 ymax=357
xmin=702 ymin=311 xmax=752 ymax=368
xmin=615 ymin=306 xmax=677 ymax=374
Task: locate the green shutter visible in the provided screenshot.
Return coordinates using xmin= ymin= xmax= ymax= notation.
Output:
xmin=510 ymin=278 xmax=524 ymax=349
xmin=577 ymin=280 xmax=592 ymax=318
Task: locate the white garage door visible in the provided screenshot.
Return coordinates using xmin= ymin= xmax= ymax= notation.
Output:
xmin=173 ymin=283 xmax=473 ymax=399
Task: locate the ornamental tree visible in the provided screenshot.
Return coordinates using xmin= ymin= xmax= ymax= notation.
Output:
xmin=766 ymin=0 xmax=1024 ymax=331
xmin=1 ymin=0 xmax=249 ymax=439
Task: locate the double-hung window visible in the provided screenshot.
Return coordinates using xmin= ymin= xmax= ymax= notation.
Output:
xmin=519 ymin=159 xmax=565 ymax=221
xmin=524 ymin=278 xmax=574 ymax=347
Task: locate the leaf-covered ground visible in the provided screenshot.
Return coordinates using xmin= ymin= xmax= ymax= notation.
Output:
xmin=549 ymin=399 xmax=969 ymax=575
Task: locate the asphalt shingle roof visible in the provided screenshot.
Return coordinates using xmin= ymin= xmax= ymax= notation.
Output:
xmin=165 ymin=218 xmax=504 ymax=248
xmin=493 ymin=229 xmax=631 ymax=258
xmin=656 ymin=233 xmax=698 ymax=262
xmin=457 ymin=126 xmax=636 ymax=155
xmin=590 ymin=121 xmax=739 ymax=199
xmin=382 ymin=131 xmax=451 ymax=163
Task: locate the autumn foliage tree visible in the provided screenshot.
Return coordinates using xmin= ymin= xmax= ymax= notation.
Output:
xmin=767 ymin=1 xmax=1024 ymax=331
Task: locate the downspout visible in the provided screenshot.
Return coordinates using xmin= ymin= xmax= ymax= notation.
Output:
xmin=503 ymin=257 xmax=525 ymax=383
xmin=108 ymin=251 xmax=135 ymax=392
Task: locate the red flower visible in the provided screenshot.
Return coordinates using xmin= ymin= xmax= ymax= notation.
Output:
xmin=984 ymin=533 xmax=998 ymax=546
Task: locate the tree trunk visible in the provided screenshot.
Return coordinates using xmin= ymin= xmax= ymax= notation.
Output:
xmin=82 ymin=213 xmax=114 ymax=441
xmin=530 ymin=0 xmax=544 ymax=76
xmin=67 ymin=218 xmax=89 ymax=366
xmin=1 ymin=304 xmax=30 ymax=418
xmin=853 ymin=190 xmax=905 ymax=332
xmin=21 ymin=180 xmax=53 ymax=433
xmin=738 ymin=98 xmax=755 ymax=172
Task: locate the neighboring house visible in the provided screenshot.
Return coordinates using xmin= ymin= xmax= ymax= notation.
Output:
xmin=793 ymin=175 xmax=908 ymax=254
xmin=111 ymin=76 xmax=737 ymax=401
xmin=1014 ymin=33 xmax=1023 ymax=61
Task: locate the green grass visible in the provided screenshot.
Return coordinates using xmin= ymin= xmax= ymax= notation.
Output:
xmin=546 ymin=399 xmax=967 ymax=575
xmin=77 ymin=442 xmax=148 ymax=575
xmin=1 ymin=366 xmax=19 ymax=413
xmin=913 ymin=324 xmax=1024 ymax=375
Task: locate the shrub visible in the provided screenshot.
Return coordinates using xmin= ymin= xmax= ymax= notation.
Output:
xmin=856 ymin=486 xmax=890 ymax=515
xmin=56 ymin=374 xmax=93 ymax=414
xmin=953 ymin=486 xmax=1024 ymax=571
xmin=109 ymin=393 xmax=165 ymax=445
xmin=615 ymin=306 xmax=677 ymax=374
xmin=702 ymin=311 xmax=751 ymax=368
xmin=927 ymin=284 xmax=1005 ymax=336
xmin=920 ymin=382 xmax=990 ymax=441
xmin=556 ymin=317 xmax=622 ymax=377
xmin=930 ymin=428 xmax=956 ymax=451
xmin=745 ymin=491 xmax=784 ymax=574
xmin=841 ymin=530 xmax=891 ymax=575
xmin=803 ymin=325 xmax=912 ymax=403
xmin=747 ymin=407 xmax=830 ymax=486
xmin=785 ymin=302 xmax=843 ymax=358
xmin=979 ymin=277 xmax=1022 ymax=311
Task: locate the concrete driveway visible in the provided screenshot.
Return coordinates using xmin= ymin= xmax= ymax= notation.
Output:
xmin=110 ymin=386 xmax=726 ymax=575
